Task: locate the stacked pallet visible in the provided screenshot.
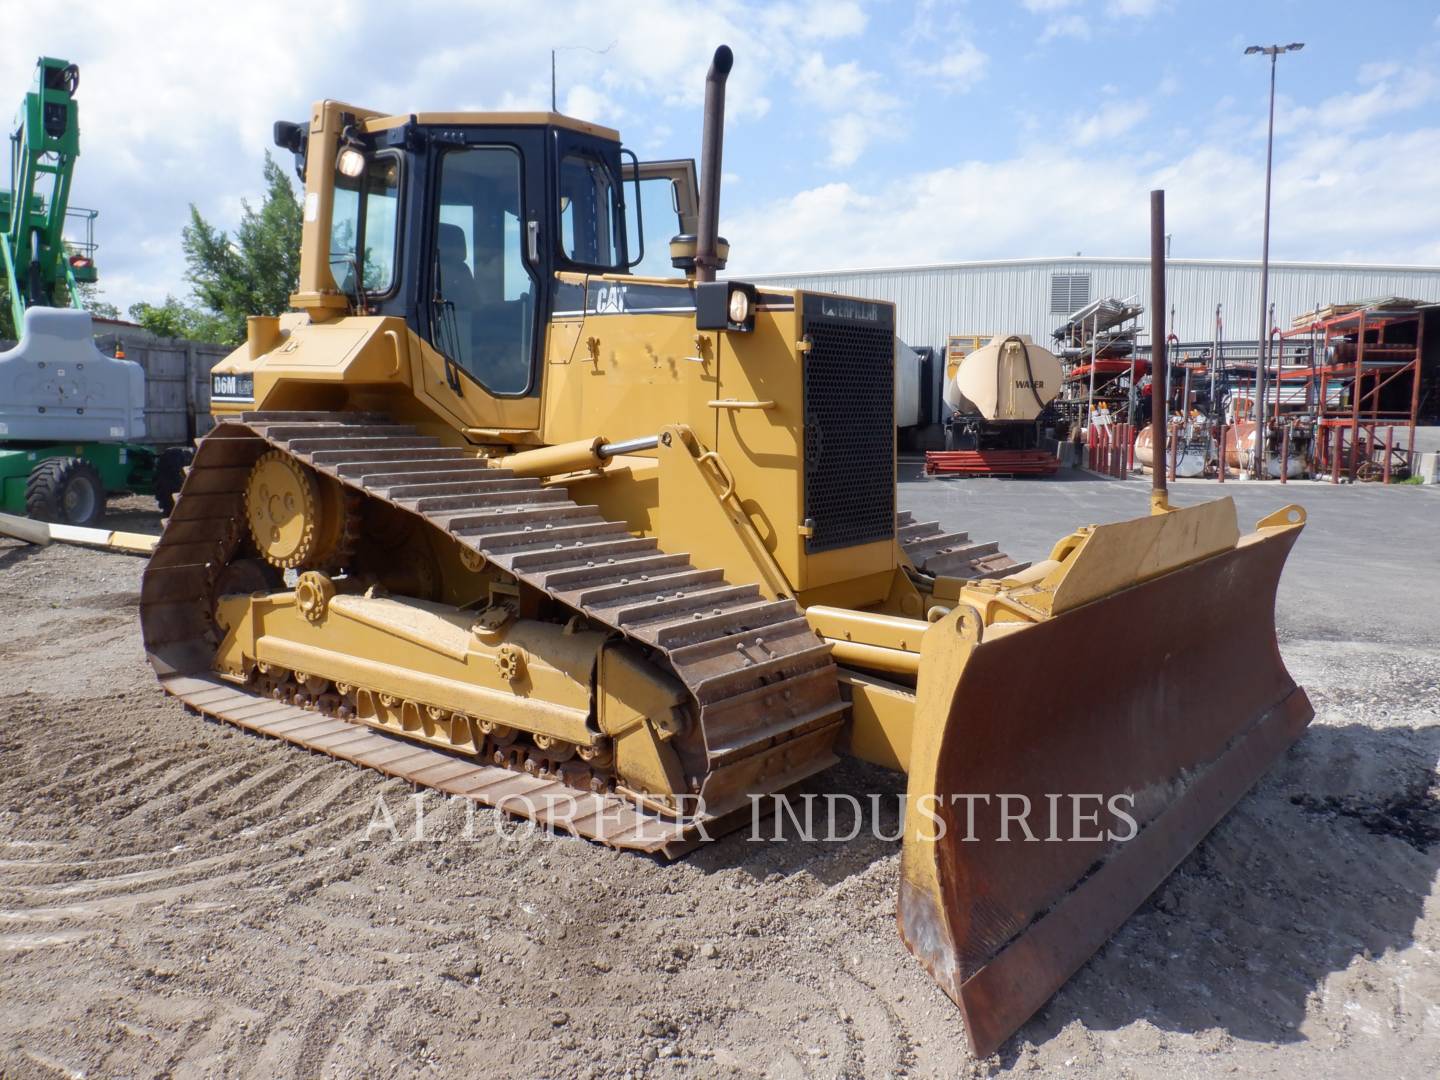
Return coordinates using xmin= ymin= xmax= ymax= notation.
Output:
xmin=923 ymin=449 xmax=1060 ymax=478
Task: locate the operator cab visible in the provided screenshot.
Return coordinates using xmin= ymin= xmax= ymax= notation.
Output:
xmin=275 ymin=108 xmax=696 ymax=404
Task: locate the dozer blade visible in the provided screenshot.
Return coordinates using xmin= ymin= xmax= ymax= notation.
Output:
xmin=898 ymin=501 xmax=1312 ymax=1058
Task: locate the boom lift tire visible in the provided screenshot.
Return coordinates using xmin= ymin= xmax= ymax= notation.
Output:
xmin=25 ymin=456 xmax=106 ymax=527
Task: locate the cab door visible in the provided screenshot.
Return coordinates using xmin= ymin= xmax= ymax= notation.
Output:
xmin=415 ymin=129 xmax=549 ymax=435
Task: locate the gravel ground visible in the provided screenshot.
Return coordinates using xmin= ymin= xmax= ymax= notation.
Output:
xmin=1 ymin=480 xmax=1437 ymax=1079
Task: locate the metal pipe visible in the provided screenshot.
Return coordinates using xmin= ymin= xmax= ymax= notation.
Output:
xmin=1217 ymin=423 xmax=1227 ymax=482
xmin=824 ymin=639 xmax=920 ymax=678
xmin=598 ymin=434 xmax=660 ymax=458
xmin=1350 ymin=310 xmax=1364 ymax=482
xmin=1280 ymin=426 xmax=1289 ymax=484
xmin=694 ymin=45 xmax=734 ymax=284
xmin=1251 ymin=52 xmax=1278 ymax=478
xmin=1150 ymin=190 xmax=1169 ymax=509
xmin=1210 ymin=303 xmax=1220 ymax=419
xmin=500 ymin=437 xmax=606 ymax=478
xmin=1332 ymin=426 xmax=1342 ymax=484
xmin=1270 ymin=319 xmax=1283 ymax=422
xmin=1087 ymin=311 xmax=1099 ymax=430
xmin=1383 ymin=425 xmax=1393 ymax=485
xmin=1407 ymin=311 xmax=1423 ymax=473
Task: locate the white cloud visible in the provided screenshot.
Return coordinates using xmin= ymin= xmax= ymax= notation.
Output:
xmin=6 ymin=0 xmax=1437 ymax=313
xmin=1040 ymin=15 xmax=1092 ymax=43
xmin=0 ymin=0 xmax=874 ymax=309
xmin=728 ymin=125 xmax=1440 ymax=273
xmin=1106 ymin=0 xmax=1162 ymax=16
xmin=1276 ymin=67 xmax=1438 ymax=135
xmin=1020 ymin=0 xmax=1078 ymax=11
xmin=1071 ymin=101 xmax=1150 ymax=145
xmin=927 ymin=42 xmax=990 ymax=89
xmin=794 ymin=53 xmax=903 ymax=167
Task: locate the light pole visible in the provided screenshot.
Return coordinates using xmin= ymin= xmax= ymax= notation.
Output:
xmin=1245 ymin=41 xmax=1303 ymax=479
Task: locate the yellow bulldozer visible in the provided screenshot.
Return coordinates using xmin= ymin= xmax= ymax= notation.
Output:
xmin=140 ymin=47 xmax=1312 ymax=1056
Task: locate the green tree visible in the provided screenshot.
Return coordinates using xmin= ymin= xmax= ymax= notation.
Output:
xmin=64 ymin=275 xmax=119 ymax=321
xmin=179 ymin=151 xmax=302 ymax=343
xmin=128 ymin=297 xmax=230 ymax=342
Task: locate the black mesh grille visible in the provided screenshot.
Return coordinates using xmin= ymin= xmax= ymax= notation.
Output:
xmin=801 ymin=295 xmax=895 ymax=554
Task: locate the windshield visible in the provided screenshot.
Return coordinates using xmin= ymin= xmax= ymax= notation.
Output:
xmin=330 ymin=154 xmax=400 ymax=295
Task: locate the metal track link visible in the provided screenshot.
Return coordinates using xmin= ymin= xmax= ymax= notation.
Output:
xmin=896 ymin=511 xmax=1031 ymax=579
xmin=142 ymin=414 xmax=849 ymax=856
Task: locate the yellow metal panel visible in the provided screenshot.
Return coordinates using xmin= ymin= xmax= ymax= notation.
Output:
xmin=217 ymin=591 xmax=606 ymax=745
xmin=293 ymin=100 xmax=384 ymax=317
xmin=599 ymin=644 xmax=688 ymax=804
xmin=557 ymin=456 xmax=659 ymax=538
xmin=839 ymin=671 xmax=916 ymax=773
xmin=408 ymin=327 xmax=542 ymax=434
xmin=540 ymin=283 xmax=719 ymax=449
xmin=654 ymin=426 xmax=792 ymax=600
xmin=794 ymin=561 xmax=897 ymax=613
xmin=713 ymin=306 xmax=804 ymax=585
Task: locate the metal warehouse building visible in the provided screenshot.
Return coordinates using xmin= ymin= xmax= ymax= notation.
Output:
xmin=748 ymin=257 xmax=1440 ymax=350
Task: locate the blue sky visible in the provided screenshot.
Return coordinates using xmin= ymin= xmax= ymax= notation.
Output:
xmin=12 ymin=1 xmax=1440 ymax=313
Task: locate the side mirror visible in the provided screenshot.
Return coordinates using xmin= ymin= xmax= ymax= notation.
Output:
xmin=273 ymin=120 xmax=309 ymax=181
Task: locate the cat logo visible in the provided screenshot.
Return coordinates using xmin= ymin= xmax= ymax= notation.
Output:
xmin=594 ymin=284 xmax=628 ymax=314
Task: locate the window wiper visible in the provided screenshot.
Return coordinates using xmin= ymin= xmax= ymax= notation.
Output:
xmin=431 ymin=257 xmax=463 ymax=394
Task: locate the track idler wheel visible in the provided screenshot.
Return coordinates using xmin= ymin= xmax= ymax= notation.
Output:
xmin=244 ymin=451 xmax=349 ymax=570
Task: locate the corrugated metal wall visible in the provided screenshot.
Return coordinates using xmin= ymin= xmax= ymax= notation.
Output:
xmin=749 ymin=258 xmax=1440 ymax=351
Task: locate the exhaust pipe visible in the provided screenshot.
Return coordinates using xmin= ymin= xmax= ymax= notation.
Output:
xmin=695 ymin=45 xmax=734 ymax=284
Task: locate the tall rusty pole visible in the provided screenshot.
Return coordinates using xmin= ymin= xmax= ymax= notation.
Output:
xmin=1245 ymin=42 xmax=1304 ymax=478
xmin=1150 ymin=190 xmax=1169 ymax=512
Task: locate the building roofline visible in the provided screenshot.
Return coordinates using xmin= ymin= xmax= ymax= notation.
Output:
xmin=742 ymin=255 xmax=1440 ymax=279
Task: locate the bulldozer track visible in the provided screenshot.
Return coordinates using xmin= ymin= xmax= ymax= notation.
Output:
xmin=896 ymin=512 xmax=1030 ymax=580
xmin=140 ymin=413 xmax=848 ymax=857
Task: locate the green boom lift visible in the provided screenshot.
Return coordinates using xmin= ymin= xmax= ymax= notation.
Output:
xmin=0 ymin=57 xmax=187 ymax=526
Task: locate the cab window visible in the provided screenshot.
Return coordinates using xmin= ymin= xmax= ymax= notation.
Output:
xmin=558 ymin=152 xmax=622 ymax=268
xmin=626 ymin=175 xmax=682 ymax=278
xmin=430 ymin=146 xmax=536 ymax=396
xmin=330 ymin=154 xmax=400 ymax=295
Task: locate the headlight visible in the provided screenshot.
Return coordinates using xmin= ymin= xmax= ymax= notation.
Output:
xmin=336 ymin=147 xmax=366 ymax=178
xmin=728 ymin=289 xmax=751 ymax=324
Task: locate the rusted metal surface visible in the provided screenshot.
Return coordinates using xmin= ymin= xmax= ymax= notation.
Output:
xmin=896 ymin=512 xmax=1030 ymax=579
xmin=898 ymin=522 xmax=1311 ymax=1057
xmin=141 ymin=413 xmax=847 ymax=852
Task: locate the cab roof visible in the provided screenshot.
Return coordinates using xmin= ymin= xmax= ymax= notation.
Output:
xmin=362 ymin=111 xmax=620 ymax=142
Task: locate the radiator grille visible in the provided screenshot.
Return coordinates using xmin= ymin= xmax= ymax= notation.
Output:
xmin=801 ymin=295 xmax=895 ymax=554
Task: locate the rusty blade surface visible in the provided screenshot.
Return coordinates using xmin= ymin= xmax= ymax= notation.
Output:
xmin=898 ymin=523 xmax=1311 ymax=1058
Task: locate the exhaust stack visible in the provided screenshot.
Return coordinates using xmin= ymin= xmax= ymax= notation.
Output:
xmin=695 ymin=45 xmax=733 ymax=284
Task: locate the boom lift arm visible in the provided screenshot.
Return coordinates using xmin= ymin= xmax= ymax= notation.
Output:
xmin=0 ymin=57 xmax=96 ymax=329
